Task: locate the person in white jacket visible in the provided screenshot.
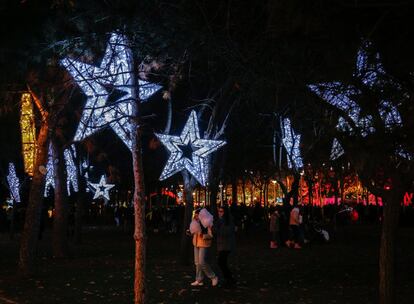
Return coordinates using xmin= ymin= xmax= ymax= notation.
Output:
xmin=188 ymin=208 xmax=218 ymax=287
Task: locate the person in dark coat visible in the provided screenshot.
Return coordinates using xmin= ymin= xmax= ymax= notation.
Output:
xmin=215 ymin=206 xmax=236 ymax=287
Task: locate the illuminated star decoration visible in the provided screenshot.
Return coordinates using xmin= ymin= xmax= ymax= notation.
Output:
xmin=64 ymin=145 xmax=79 ymax=196
xmin=44 ymin=144 xmax=79 ymax=197
xmin=44 ymin=143 xmax=55 ymax=197
xmin=88 ymin=175 xmax=115 ymax=200
xmin=7 ymin=163 xmax=21 ymax=203
xmin=281 ymin=118 xmax=303 ymax=170
xmin=308 ymin=41 xmax=404 ymax=159
xmin=330 ymin=138 xmax=345 ymax=161
xmin=308 ymin=41 xmax=402 ymax=137
xmin=156 ymin=110 xmax=226 ymax=186
xmin=61 ymin=32 xmax=162 ymax=150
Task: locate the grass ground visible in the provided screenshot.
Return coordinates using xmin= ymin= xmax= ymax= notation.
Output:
xmin=0 ymin=224 xmax=413 ymax=304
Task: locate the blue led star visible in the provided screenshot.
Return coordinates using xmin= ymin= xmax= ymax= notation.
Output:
xmin=61 ymin=33 xmax=161 ymax=150
xmin=156 ymin=110 xmax=226 ymax=186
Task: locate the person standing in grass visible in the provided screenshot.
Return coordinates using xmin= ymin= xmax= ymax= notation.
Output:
xmin=188 ymin=208 xmax=219 ymax=287
xmin=215 ymin=206 xmax=236 ymax=287
xmin=269 ymin=207 xmax=281 ymax=249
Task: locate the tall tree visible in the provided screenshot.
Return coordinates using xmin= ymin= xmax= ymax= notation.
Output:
xmin=308 ymin=42 xmax=414 ymax=304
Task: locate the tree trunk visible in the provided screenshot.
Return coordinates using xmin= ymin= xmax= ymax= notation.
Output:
xmin=132 ymin=134 xmax=146 ymax=304
xmin=52 ymin=142 xmax=70 ymax=258
xmin=19 ymin=123 xmax=49 ymax=275
xmin=131 ymin=74 xmax=147 ymax=304
xmin=9 ymin=203 xmax=16 ymax=240
xmin=379 ymin=190 xmax=401 ymax=304
xmin=231 ymin=177 xmax=238 ymax=205
xmin=209 ymin=182 xmax=218 ymax=215
xmin=74 ymin=147 xmax=85 ymax=244
xmin=179 ymin=172 xmax=195 ymax=265
xmin=242 ymin=177 xmax=246 ymax=204
xmin=74 ymin=199 xmax=84 ymax=244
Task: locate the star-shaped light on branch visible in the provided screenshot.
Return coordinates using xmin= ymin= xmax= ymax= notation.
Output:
xmin=281 ymin=118 xmax=303 ymax=170
xmin=7 ymin=163 xmax=21 ymax=203
xmin=88 ymin=175 xmax=115 ymax=200
xmin=308 ymin=41 xmax=402 ymax=138
xmin=156 ymin=110 xmax=226 ymax=186
xmin=61 ymin=33 xmax=161 ymax=150
xmin=330 ymin=138 xmax=345 ymax=161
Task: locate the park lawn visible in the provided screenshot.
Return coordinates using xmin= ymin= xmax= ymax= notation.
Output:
xmin=0 ymin=224 xmax=413 ymax=304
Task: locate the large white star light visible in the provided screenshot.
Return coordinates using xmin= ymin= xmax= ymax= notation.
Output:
xmin=155 ymin=110 xmax=226 ymax=186
xmin=308 ymin=41 xmax=402 ymax=138
xmin=61 ymin=32 xmax=162 ymax=150
xmin=308 ymin=82 xmax=375 ymax=137
xmin=88 ymin=175 xmax=115 ymax=200
xmin=7 ymin=163 xmax=21 ymax=203
xmin=281 ymin=118 xmax=303 ymax=170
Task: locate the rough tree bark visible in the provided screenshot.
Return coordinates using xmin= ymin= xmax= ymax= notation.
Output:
xmin=379 ymin=189 xmax=402 ymax=304
xmin=52 ymin=141 xmax=69 ymax=258
xmin=74 ymin=174 xmax=86 ymax=244
xmin=131 ymin=68 xmax=147 ymax=304
xmin=19 ymin=123 xmax=49 ymax=275
xmin=231 ymin=177 xmax=238 ymax=205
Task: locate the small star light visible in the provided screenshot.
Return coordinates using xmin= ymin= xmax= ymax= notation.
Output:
xmin=156 ymin=110 xmax=226 ymax=186
xmin=7 ymin=163 xmax=21 ymax=203
xmin=61 ymin=32 xmax=161 ymax=150
xmin=281 ymin=118 xmax=303 ymax=170
xmin=330 ymin=138 xmax=345 ymax=161
xmin=64 ymin=145 xmax=79 ymax=196
xmin=88 ymin=175 xmax=115 ymax=200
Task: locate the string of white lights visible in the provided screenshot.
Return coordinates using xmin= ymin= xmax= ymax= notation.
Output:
xmin=281 ymin=118 xmax=303 ymax=170
xmin=64 ymin=144 xmax=79 ymax=196
xmin=44 ymin=143 xmax=55 ymax=197
xmin=7 ymin=163 xmax=21 ymax=203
